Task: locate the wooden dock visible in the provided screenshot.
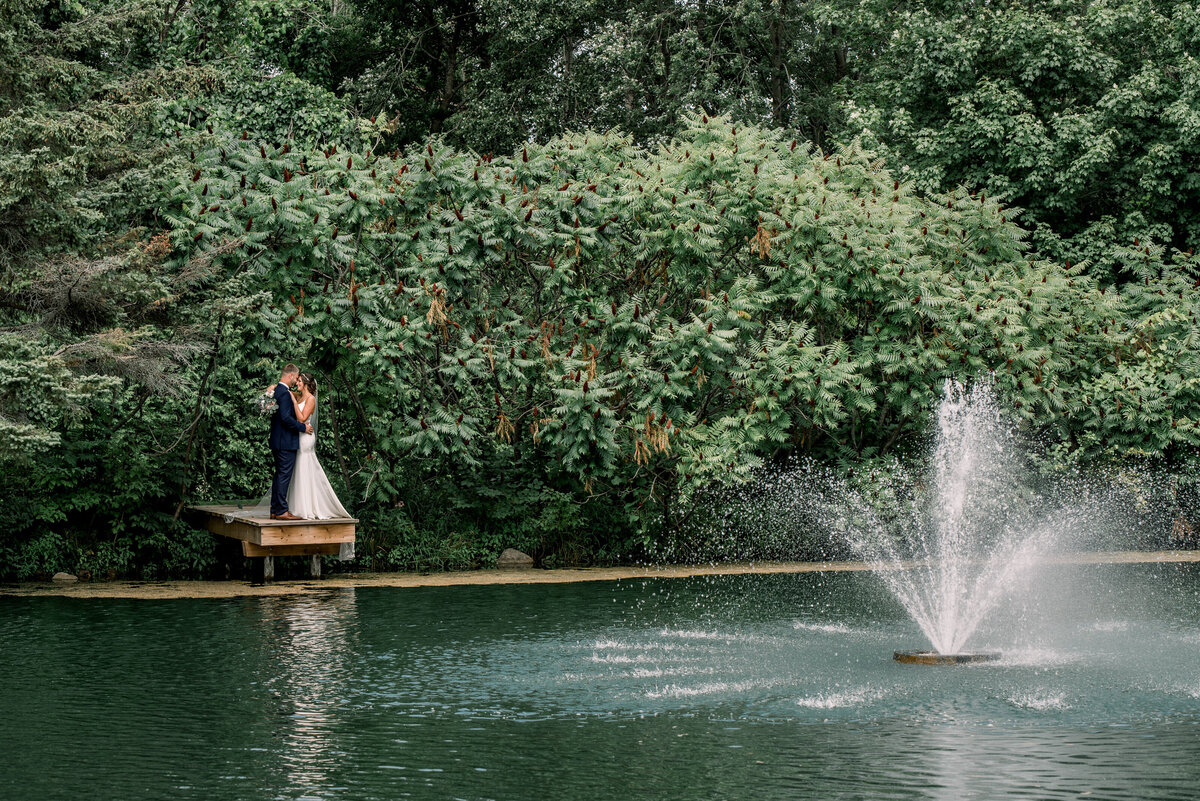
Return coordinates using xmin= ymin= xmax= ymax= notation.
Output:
xmin=189 ymin=504 xmax=356 ymax=580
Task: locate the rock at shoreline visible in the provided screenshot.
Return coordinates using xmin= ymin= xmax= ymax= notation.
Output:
xmin=496 ymin=549 xmax=534 ymax=569
xmin=52 ymin=572 xmax=78 ymax=583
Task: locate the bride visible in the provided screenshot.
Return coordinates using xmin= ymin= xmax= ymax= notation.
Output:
xmin=286 ymin=372 xmax=350 ymax=519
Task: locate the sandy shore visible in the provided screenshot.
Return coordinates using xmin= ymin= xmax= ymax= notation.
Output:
xmin=2 ymin=549 xmax=1197 ymax=600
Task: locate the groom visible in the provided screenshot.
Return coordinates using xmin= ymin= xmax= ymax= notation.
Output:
xmin=269 ymin=363 xmax=313 ymax=520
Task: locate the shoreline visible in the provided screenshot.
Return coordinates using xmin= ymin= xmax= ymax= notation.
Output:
xmin=2 ymin=549 xmax=1198 ymax=600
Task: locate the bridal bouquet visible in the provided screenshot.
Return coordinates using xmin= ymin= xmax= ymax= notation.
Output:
xmin=255 ymin=387 xmax=278 ymax=417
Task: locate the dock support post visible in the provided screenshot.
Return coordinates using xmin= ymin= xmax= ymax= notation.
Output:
xmin=263 ymin=556 xmax=275 ymax=582
xmin=310 ymin=554 xmax=322 ymax=578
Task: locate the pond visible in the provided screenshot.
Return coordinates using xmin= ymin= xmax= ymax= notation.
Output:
xmin=3 ymin=562 xmax=1199 ymax=800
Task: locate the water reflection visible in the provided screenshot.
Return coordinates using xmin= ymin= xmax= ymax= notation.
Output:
xmin=914 ymin=718 xmax=983 ymax=800
xmin=258 ymin=591 xmax=358 ymax=799
xmin=3 ymin=567 xmax=1200 ymax=801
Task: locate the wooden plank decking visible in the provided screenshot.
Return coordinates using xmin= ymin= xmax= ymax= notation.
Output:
xmin=189 ymin=504 xmax=357 ymax=578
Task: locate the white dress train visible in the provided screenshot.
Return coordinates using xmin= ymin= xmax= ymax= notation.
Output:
xmin=287 ymin=399 xmax=350 ymax=520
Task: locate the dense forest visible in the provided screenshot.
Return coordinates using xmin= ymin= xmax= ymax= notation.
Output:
xmin=2 ymin=0 xmax=1199 ymax=579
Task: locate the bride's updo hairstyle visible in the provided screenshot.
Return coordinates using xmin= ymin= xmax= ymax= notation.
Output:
xmin=300 ymin=373 xmax=317 ymax=395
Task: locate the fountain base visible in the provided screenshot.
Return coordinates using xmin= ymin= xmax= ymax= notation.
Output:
xmin=894 ymin=650 xmax=1001 ymax=665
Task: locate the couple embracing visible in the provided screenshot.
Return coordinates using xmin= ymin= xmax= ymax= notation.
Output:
xmin=267 ymin=363 xmax=349 ymax=520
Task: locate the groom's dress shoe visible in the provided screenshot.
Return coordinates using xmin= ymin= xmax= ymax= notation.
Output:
xmin=274 ymin=511 xmax=301 ymax=521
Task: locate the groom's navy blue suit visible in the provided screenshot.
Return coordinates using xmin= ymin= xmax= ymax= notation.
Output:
xmin=269 ymin=383 xmax=308 ymax=516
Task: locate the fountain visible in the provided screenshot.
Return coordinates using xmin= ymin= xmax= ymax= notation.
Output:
xmin=892 ymin=649 xmax=999 ymax=665
xmin=7 ymin=382 xmax=1200 ymax=800
xmin=837 ymin=379 xmax=1054 ymax=664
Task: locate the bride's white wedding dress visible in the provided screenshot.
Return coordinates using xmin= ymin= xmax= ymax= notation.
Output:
xmin=287 ymin=399 xmax=350 ymax=519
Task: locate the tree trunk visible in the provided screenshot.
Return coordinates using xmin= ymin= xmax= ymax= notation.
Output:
xmin=831 ymin=24 xmax=848 ymax=80
xmin=562 ymin=36 xmax=574 ymax=127
xmin=172 ymin=312 xmax=225 ymax=520
xmin=769 ymin=0 xmax=790 ymax=127
xmin=328 ymin=376 xmax=354 ymax=503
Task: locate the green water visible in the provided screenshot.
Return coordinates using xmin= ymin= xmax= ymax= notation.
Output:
xmin=3 ymin=564 xmax=1200 ymax=800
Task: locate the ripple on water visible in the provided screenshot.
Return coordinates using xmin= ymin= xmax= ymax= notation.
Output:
xmin=793 ymin=621 xmax=854 ymax=635
xmin=656 ymin=628 xmax=728 ymax=640
xmin=588 ymin=652 xmax=706 ymax=664
xmin=644 ymin=679 xmax=778 ymax=699
xmin=1088 ymin=620 xmax=1130 ymax=632
xmin=996 ymin=648 xmax=1080 ymax=668
xmin=589 ymin=652 xmax=658 ymax=664
xmin=627 ymin=666 xmax=717 ymax=679
xmin=1006 ymin=692 xmax=1070 ymax=712
xmin=795 ymin=687 xmax=886 ymax=709
xmin=590 ymin=638 xmax=682 ymax=651
xmin=5 ymin=565 xmax=1200 ymax=801
xmin=563 ymin=665 xmax=719 ymax=680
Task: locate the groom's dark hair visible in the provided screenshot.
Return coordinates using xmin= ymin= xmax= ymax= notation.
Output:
xmin=282 ymin=363 xmax=299 ymax=376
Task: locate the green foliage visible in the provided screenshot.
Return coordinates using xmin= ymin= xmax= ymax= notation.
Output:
xmin=3 ymin=0 xmax=1200 ymax=580
xmin=161 ymin=115 xmax=1200 ymax=545
xmin=340 ymin=0 xmax=849 ymax=151
xmin=833 ymin=0 xmax=1200 ymax=275
xmin=0 ymin=0 xmax=326 ymax=579
xmin=1039 ymin=241 xmax=1200 ymax=460
xmin=300 ymin=0 xmax=1200 ymax=283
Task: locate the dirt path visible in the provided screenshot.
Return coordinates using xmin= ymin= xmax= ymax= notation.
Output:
xmin=2 ymin=550 xmax=1197 ymax=600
